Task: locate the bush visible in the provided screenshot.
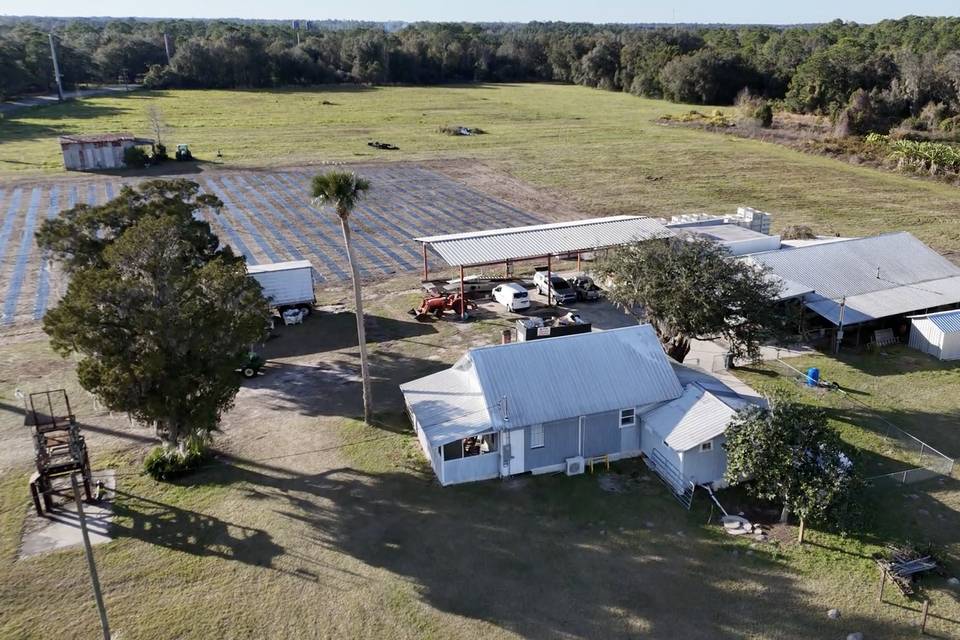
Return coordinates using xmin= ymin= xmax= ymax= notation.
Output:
xmin=939 ymin=115 xmax=960 ymax=133
xmin=152 ymin=142 xmax=168 ymax=162
xmin=122 ymin=146 xmax=149 ymax=168
xmin=735 ymin=89 xmax=773 ymax=128
xmin=144 ymin=435 xmax=209 ymax=480
xmin=833 ymin=89 xmax=883 ymax=137
xmin=143 ymin=64 xmax=180 ymax=89
xmin=781 ymin=224 xmax=817 ymax=240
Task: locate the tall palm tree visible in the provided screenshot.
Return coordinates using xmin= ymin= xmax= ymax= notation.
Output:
xmin=311 ymin=171 xmax=373 ymax=423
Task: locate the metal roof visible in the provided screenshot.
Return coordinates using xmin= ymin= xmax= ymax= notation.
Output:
xmin=400 ymin=325 xmax=684 ymax=445
xmin=470 ymin=325 xmax=684 ymax=429
xmin=247 ymin=260 xmax=313 ymax=274
xmin=399 ymin=362 xmax=493 ymax=447
xmin=908 ymin=308 xmax=960 ymax=333
xmin=58 ymin=133 xmax=154 ymax=144
xmin=643 ymin=384 xmax=738 ymax=452
xmin=747 ymin=233 xmax=960 ymax=325
xmin=415 ymin=216 xmax=673 ymax=267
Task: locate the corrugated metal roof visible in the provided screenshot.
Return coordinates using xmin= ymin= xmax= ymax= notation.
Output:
xmin=416 ymin=216 xmax=673 ymax=267
xmin=399 ymin=360 xmax=493 ymax=447
xmin=748 ymin=233 xmax=960 ymax=325
xmin=804 ymin=276 xmax=960 ymax=326
xmin=470 ymin=325 xmax=683 ymax=429
xmin=643 ymin=384 xmax=737 ymax=452
xmin=58 ymin=133 xmax=153 ymax=144
xmin=247 ymin=260 xmax=313 ymax=274
xmin=908 ymin=308 xmax=960 ymax=333
xmin=400 ymin=325 xmax=685 ymax=444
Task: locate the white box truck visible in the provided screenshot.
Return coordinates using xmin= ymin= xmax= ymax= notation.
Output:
xmin=247 ymin=260 xmax=316 ymax=311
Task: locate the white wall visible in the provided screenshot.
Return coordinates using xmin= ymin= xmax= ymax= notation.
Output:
xmin=441 ymin=453 xmax=500 ymax=485
xmin=941 ymin=330 xmax=960 ymax=360
xmin=678 ymin=436 xmax=728 ymax=486
xmin=909 ymin=319 xmax=944 ymax=359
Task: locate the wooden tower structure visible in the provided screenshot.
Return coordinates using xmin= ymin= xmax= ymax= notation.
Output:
xmin=24 ymin=389 xmax=92 ymax=515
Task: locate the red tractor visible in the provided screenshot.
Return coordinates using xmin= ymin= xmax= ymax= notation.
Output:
xmin=410 ymin=293 xmax=477 ymax=321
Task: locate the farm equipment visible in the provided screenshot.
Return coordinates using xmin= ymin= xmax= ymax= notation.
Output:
xmin=238 ymin=352 xmax=265 ymax=379
xmin=175 ymin=143 xmax=193 ymax=161
xmin=409 ymin=293 xmax=477 ymax=321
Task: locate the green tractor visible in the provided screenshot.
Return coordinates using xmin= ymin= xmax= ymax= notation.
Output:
xmin=175 ymin=143 xmax=193 ymax=161
xmin=238 ymin=352 xmax=265 ymax=379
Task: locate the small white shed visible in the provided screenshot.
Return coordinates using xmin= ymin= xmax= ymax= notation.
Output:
xmin=58 ymin=133 xmax=154 ymax=171
xmin=908 ymin=309 xmax=960 ymax=360
xmin=247 ymin=260 xmax=316 ymax=308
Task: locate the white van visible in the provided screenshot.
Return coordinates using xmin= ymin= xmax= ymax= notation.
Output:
xmin=492 ymin=283 xmax=531 ymax=312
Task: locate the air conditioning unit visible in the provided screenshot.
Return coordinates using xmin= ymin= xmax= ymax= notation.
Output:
xmin=565 ymin=456 xmax=584 ymax=476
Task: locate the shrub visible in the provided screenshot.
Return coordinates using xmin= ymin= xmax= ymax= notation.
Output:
xmin=143 ymin=64 xmax=180 ymax=89
xmin=939 ymin=115 xmax=960 ymax=133
xmin=735 ymin=89 xmax=773 ymax=128
xmin=122 ymin=146 xmax=149 ymax=168
xmin=833 ymin=89 xmax=882 ymax=137
xmin=144 ymin=435 xmax=209 ymax=480
xmin=781 ymin=224 xmax=817 ymax=240
xmin=152 ymin=142 xmax=168 ymax=162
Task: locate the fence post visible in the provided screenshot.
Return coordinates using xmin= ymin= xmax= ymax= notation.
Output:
xmin=878 ymin=567 xmax=886 ymax=603
xmin=918 ymin=443 xmax=926 ymax=467
xmin=920 ymin=599 xmax=929 ymax=634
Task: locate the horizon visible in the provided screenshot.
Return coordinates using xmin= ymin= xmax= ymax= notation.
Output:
xmin=1 ymin=1 xmax=956 ymax=26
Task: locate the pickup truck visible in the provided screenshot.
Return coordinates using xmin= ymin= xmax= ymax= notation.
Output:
xmin=568 ymin=274 xmax=602 ymax=301
xmin=533 ymin=270 xmax=577 ymax=304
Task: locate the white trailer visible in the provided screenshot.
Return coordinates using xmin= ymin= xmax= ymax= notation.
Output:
xmin=247 ymin=260 xmax=316 ymax=309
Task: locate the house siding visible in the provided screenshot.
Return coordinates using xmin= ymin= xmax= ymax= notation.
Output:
xmin=583 ymin=410 xmax=622 ymax=458
xmin=524 ymin=417 xmax=579 ymax=471
xmin=442 ymin=454 xmax=500 ymax=485
xmin=679 ymin=435 xmax=728 ymax=486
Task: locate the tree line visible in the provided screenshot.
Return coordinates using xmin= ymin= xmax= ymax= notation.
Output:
xmin=5 ymin=16 xmax=960 ymax=125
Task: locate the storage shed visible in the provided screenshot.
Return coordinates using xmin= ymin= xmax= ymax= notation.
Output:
xmin=58 ymin=133 xmax=154 ymax=171
xmin=247 ymin=260 xmax=316 ymax=308
xmin=908 ymin=309 xmax=960 ymax=360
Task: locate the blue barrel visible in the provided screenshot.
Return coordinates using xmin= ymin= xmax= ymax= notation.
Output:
xmin=806 ymin=367 xmax=820 ymax=387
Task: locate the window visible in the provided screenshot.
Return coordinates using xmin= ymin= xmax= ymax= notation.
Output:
xmin=700 ymin=441 xmax=713 ymax=452
xmin=442 ymin=433 xmax=497 ymax=461
xmin=620 ymin=408 xmax=636 ymax=428
xmin=530 ymin=424 xmax=544 ymax=449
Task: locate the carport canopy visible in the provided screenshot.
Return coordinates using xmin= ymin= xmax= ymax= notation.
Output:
xmin=415 ymin=215 xmax=673 ymax=278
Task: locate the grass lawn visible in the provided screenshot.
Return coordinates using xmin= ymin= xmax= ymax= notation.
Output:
xmin=734 ymin=346 xmax=960 ymax=476
xmin=4 ymin=84 xmax=960 ymax=255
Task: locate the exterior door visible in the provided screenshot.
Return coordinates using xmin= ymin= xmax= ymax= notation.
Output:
xmin=508 ymin=428 xmax=524 ymax=475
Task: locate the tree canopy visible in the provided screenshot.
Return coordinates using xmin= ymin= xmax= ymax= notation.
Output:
xmin=6 ymin=16 xmax=960 ymax=126
xmin=724 ymin=395 xmax=855 ymax=542
xmin=601 ymin=236 xmax=784 ymax=363
xmin=37 ymin=179 xmax=270 ymax=455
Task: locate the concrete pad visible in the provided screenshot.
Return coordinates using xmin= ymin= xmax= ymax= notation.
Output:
xmin=19 ymin=470 xmax=116 ymax=559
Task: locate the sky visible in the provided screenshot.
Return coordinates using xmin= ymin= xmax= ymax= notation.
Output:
xmin=1 ymin=0 xmax=954 ymax=25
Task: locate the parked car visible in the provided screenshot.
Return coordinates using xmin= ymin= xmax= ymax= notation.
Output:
xmin=568 ymin=274 xmax=602 ymax=301
xmin=492 ymin=283 xmax=531 ymax=312
xmin=533 ymin=270 xmax=577 ymax=304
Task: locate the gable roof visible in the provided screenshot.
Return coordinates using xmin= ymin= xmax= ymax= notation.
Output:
xmin=643 ymin=384 xmax=740 ymax=452
xmin=909 ymin=308 xmax=960 ymax=333
xmin=400 ymin=325 xmax=684 ymax=446
xmin=747 ymin=233 xmax=960 ymax=325
xmin=415 ymin=216 xmax=673 ymax=267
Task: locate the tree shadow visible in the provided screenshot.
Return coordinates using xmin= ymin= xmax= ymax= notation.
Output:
xmin=259 ymin=311 xmax=438 ymax=360
xmin=245 ymin=348 xmax=447 ymax=424
xmin=0 ymin=101 xmax=129 ymax=144
xmin=180 ymin=458 xmax=921 ymax=640
xmin=110 ymin=487 xmax=283 ymax=570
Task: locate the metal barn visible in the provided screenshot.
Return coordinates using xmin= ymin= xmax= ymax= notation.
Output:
xmin=908 ymin=310 xmax=960 ymax=360
xmin=58 ymin=133 xmax=154 ymax=171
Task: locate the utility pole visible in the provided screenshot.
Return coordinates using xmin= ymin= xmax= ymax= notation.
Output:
xmin=163 ymin=33 xmax=172 ymax=65
xmin=48 ymin=33 xmax=64 ymax=102
xmin=70 ymin=473 xmax=111 ymax=640
xmin=834 ymin=296 xmax=846 ymax=354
